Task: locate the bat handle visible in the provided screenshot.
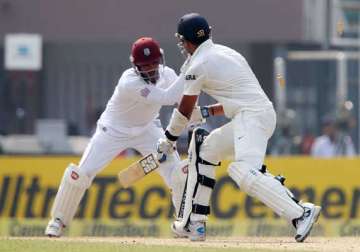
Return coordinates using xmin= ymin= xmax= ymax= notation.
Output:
xmin=187 ymin=130 xmax=193 ymax=146
xmin=157 ymin=153 xmax=167 ymax=163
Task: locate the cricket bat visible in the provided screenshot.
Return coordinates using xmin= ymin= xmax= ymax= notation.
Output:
xmin=118 ymin=152 xmax=162 ymax=188
xmin=118 ymin=125 xmax=199 ymax=188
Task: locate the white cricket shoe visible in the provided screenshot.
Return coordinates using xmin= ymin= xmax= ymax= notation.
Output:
xmin=45 ymin=218 xmax=65 ymax=237
xmin=173 ymin=232 xmax=188 ymax=239
xmin=171 ymin=220 xmax=206 ymax=241
xmin=294 ymin=202 xmax=321 ymax=242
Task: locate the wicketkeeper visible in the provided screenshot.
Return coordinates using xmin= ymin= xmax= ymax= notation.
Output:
xmin=45 ymin=37 xmax=201 ymax=237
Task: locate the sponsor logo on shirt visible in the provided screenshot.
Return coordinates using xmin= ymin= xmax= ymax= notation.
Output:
xmin=140 ymin=87 xmax=151 ymax=98
xmin=185 ymin=74 xmax=196 ymax=80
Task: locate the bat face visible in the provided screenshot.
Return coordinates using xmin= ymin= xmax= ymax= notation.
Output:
xmin=118 ymin=153 xmax=160 ymax=188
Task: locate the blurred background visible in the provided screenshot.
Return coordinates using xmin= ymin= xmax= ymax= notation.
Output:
xmin=1 ymin=0 xmax=360 ymax=238
xmin=0 ymin=0 xmax=359 ymax=156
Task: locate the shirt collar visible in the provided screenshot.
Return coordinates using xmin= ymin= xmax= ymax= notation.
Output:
xmin=180 ymin=39 xmax=213 ymax=73
xmin=191 ymin=39 xmax=214 ymax=59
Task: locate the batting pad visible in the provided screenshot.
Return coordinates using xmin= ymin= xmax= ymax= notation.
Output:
xmin=50 ymin=164 xmax=91 ymax=226
xmin=175 ymin=130 xmax=199 ymax=228
xmin=170 ymin=159 xmax=188 ymax=218
xmin=176 ymin=127 xmax=216 ymax=227
xmin=228 ymin=162 xmax=304 ymax=221
xmin=190 ymin=162 xmax=216 ymax=222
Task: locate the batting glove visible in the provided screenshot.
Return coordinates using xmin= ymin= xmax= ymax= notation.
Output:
xmin=156 ymin=138 xmax=176 ymax=155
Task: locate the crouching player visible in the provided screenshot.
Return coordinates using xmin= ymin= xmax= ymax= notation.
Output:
xmin=45 ymin=37 xmax=200 ymax=237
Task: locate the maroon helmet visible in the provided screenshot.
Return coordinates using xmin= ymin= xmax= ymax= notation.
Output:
xmin=130 ymin=37 xmax=165 ymax=83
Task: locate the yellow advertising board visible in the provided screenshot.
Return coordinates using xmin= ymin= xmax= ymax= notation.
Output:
xmin=0 ymin=156 xmax=360 ymax=237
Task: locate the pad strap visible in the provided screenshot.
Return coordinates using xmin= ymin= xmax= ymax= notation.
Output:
xmin=198 ymin=157 xmax=221 ymax=166
xmin=197 ymin=174 xmax=216 ymax=189
xmin=192 ymin=204 xmax=210 ymax=215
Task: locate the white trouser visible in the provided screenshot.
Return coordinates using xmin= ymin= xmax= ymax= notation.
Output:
xmin=232 ymin=108 xmax=276 ymax=165
xmin=197 ymin=107 xmax=304 ymax=221
xmin=78 ymin=121 xmax=180 ymax=187
xmin=49 ymin=120 xmax=184 ymax=227
xmin=200 ymin=107 xmax=275 ymax=166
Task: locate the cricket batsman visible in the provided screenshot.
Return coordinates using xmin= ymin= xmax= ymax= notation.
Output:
xmin=156 ymin=13 xmax=321 ymax=242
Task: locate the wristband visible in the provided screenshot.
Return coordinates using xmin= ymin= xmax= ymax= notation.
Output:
xmin=200 ymin=106 xmax=211 ymax=118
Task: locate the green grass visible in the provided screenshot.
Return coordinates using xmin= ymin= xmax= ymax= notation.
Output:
xmin=0 ymin=239 xmax=288 ymax=252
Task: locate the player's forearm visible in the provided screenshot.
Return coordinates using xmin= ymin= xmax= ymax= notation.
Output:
xmin=165 ymin=75 xmax=185 ymax=105
xmin=146 ymin=77 xmax=184 ymax=106
xmin=178 ymin=95 xmax=198 ymax=119
xmin=143 ymin=87 xmax=177 ymax=106
xmin=199 ymin=103 xmax=224 ymax=118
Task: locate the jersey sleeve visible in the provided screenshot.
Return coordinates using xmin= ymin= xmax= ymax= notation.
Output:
xmin=182 ymin=63 xmax=206 ymax=96
xmin=163 ymin=67 xmax=179 ymax=88
xmin=123 ymin=76 xmax=184 ymax=106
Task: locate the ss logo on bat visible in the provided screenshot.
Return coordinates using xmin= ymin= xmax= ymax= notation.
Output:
xmin=140 ymin=154 xmax=159 ymax=174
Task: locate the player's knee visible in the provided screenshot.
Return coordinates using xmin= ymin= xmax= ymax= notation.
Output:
xmin=65 ymin=164 xmax=92 ymax=189
xmin=189 ymin=127 xmax=221 ymax=168
xmin=198 ymin=130 xmax=224 ymax=165
xmin=198 ymin=136 xmax=222 ymax=166
xmin=77 ymin=163 xmax=97 ymax=181
xmin=228 ymin=161 xmax=260 ymax=193
xmin=199 ymin=149 xmax=221 ymax=166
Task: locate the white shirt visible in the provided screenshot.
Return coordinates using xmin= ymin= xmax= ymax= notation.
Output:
xmin=98 ymin=66 xmax=183 ymax=135
xmin=182 ymin=39 xmax=273 ymax=118
xmin=311 ymin=134 xmax=356 ymax=158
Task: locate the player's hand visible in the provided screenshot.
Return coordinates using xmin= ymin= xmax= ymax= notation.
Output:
xmin=156 ymin=138 xmax=176 ymax=155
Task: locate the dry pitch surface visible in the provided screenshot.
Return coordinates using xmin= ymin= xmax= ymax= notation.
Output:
xmin=1 ymin=237 xmax=360 ymax=252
